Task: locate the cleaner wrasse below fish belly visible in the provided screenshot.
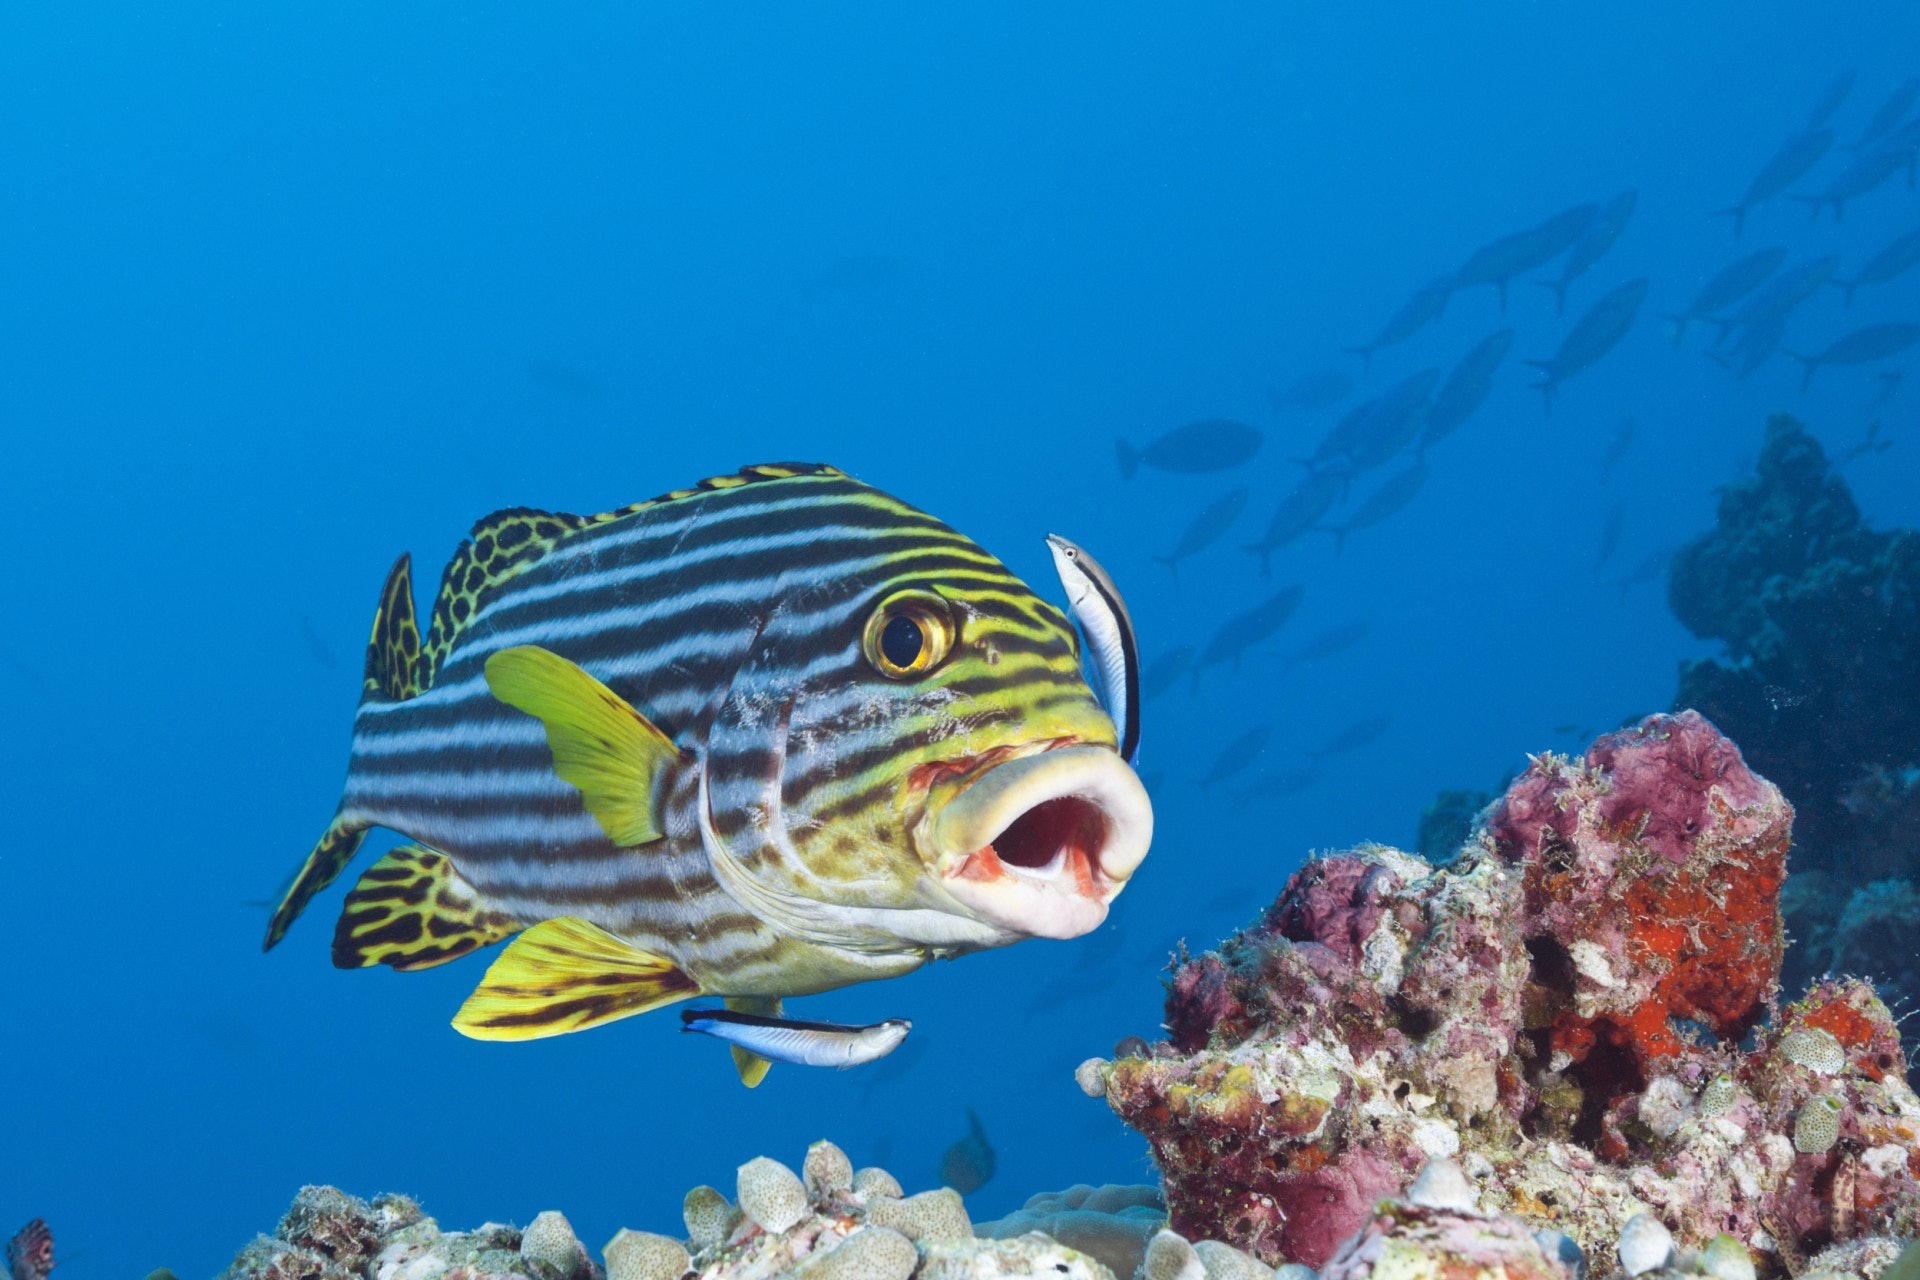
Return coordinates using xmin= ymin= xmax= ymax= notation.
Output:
xmin=262 ymin=462 xmax=1153 ymax=1086
xmin=680 ymin=1007 xmax=911 ymax=1070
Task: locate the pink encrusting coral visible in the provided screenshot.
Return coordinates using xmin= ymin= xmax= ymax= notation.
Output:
xmin=1087 ymin=712 xmax=1920 ymax=1274
xmin=1484 ymin=710 xmax=1789 ymax=1150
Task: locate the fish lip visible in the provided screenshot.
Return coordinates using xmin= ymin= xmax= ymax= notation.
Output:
xmin=926 ymin=743 xmax=1153 ymax=941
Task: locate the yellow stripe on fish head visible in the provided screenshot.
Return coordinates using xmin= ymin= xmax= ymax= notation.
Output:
xmin=698 ymin=488 xmax=1152 ymax=959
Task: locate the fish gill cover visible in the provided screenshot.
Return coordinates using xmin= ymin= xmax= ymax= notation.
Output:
xmin=5 ymin=4 xmax=1920 ymax=1277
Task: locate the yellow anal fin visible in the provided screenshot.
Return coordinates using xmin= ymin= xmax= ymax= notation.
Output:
xmin=363 ymin=553 xmax=425 ymax=702
xmin=332 ymin=844 xmax=521 ymax=972
xmin=264 ymin=815 xmax=369 ymax=951
xmin=727 ymin=996 xmax=783 ymax=1089
xmin=483 ymin=645 xmax=679 ymax=847
xmin=452 ymin=917 xmax=699 ymax=1041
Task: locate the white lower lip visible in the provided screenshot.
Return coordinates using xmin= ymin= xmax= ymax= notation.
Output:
xmin=930 ymin=745 xmax=1153 ymax=940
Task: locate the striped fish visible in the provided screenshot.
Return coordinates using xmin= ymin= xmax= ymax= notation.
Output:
xmin=265 ymin=463 xmax=1153 ymax=1084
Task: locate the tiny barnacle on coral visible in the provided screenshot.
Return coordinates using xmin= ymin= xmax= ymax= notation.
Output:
xmin=1779 ymin=1028 xmax=1846 ymax=1076
xmin=803 ymin=1140 xmax=855 ymax=1201
xmin=1406 ymin=1160 xmax=1478 ymax=1213
xmin=1792 ymin=1094 xmax=1845 ymax=1154
xmin=865 ymin=1189 xmax=971 ymax=1243
xmin=1076 ymin=1058 xmax=1110 ymax=1098
xmin=683 ymin=1185 xmax=738 ymax=1249
xmin=852 ymin=1168 xmax=905 ymax=1200
xmin=792 ymin=1227 xmax=918 ymax=1280
xmin=976 ymin=1183 xmax=1166 ymax=1278
xmin=737 ymin=1156 xmax=810 ymax=1235
xmin=1616 ymin=1213 xmax=1673 ymax=1278
xmin=604 ymin=1229 xmax=691 ymax=1280
xmin=1142 ymin=1230 xmax=1207 ymax=1280
xmin=1699 ymin=1234 xmax=1759 ymax=1280
xmin=519 ymin=1210 xmax=589 ymax=1279
xmin=1698 ymin=1073 xmax=1737 ymax=1117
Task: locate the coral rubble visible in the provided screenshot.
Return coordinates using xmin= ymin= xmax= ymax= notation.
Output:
xmin=215 ymin=1143 xmax=1135 ymax=1280
xmin=1667 ymin=415 xmax=1920 ymax=1003
xmin=1086 ymin=712 xmax=1920 ymax=1274
xmin=976 ymin=1184 xmax=1166 ymax=1277
xmin=1318 ymin=1167 xmax=1581 ymax=1280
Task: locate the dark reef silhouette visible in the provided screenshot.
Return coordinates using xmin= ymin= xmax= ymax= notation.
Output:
xmin=1667 ymin=415 xmax=1920 ymax=1004
xmin=1422 ymin=412 xmax=1920 ymax=1017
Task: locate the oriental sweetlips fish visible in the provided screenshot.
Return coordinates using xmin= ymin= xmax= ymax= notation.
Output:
xmin=264 ymin=463 xmax=1152 ymax=1085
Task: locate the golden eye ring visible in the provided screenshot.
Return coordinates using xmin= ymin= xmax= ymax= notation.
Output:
xmin=862 ymin=590 xmax=957 ymax=679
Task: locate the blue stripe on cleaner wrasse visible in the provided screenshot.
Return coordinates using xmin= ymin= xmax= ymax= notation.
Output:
xmin=1046 ymin=534 xmax=1140 ymax=765
xmin=680 ymin=1005 xmax=911 ymax=1072
xmin=263 ymin=462 xmax=1153 ymax=1086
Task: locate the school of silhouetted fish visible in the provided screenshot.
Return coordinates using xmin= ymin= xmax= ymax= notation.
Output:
xmin=1115 ymin=65 xmax=1917 ymax=809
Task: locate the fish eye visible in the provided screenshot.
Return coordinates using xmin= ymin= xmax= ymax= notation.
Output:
xmin=862 ymin=590 xmax=956 ymax=680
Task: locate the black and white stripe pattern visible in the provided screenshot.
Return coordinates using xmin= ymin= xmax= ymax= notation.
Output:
xmin=330 ymin=466 xmax=1110 ymax=995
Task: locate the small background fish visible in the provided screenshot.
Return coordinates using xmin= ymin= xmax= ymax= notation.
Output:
xmin=939 ymin=1109 xmax=998 ymax=1196
xmin=7 ymin=1221 xmax=52 ymax=1280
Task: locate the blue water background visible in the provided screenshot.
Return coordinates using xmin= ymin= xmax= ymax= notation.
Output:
xmin=3 ymin=6 xmax=1918 ymax=1274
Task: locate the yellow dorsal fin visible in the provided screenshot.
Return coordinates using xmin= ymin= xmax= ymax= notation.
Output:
xmin=726 ymin=996 xmax=783 ymax=1088
xmin=331 ymin=844 xmax=521 ymax=972
xmin=452 ymin=917 xmax=699 ymax=1041
xmin=363 ymin=553 xmax=425 ymax=702
xmin=484 ymin=645 xmax=679 ymax=847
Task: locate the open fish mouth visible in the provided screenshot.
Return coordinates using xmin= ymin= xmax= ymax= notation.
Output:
xmin=927 ymin=744 xmax=1152 ymax=940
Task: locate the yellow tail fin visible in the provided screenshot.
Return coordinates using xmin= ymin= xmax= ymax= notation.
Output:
xmin=452 ymin=917 xmax=699 ymax=1041
xmin=332 ymin=845 xmax=521 ymax=971
xmin=483 ymin=646 xmax=680 ymax=847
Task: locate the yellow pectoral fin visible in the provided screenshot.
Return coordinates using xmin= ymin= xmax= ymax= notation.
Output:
xmin=483 ymin=645 xmax=679 ymax=847
xmin=451 ymin=917 xmax=699 ymax=1041
xmin=332 ymin=844 xmax=521 ymax=972
xmin=726 ymin=996 xmax=783 ymax=1089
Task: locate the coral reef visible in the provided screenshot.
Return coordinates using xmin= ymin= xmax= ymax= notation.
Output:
xmin=1667 ymin=415 xmax=1920 ymax=1004
xmin=214 ymin=1143 xmax=1132 ymax=1280
xmin=1085 ymin=713 xmax=1920 ymax=1274
xmin=604 ymin=1141 xmax=1002 ymax=1280
xmin=976 ymin=1184 xmax=1166 ymax=1277
xmin=1318 ymin=1169 xmax=1580 ymax=1280
xmin=1413 ymin=787 xmax=1495 ymax=864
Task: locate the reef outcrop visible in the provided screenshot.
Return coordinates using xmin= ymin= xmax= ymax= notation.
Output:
xmin=212 ymin=1145 xmax=1183 ymax=1280
xmin=1667 ymin=415 xmax=1920 ymax=1003
xmin=1084 ymin=712 xmax=1920 ymax=1274
xmin=976 ymin=1184 xmax=1167 ymax=1278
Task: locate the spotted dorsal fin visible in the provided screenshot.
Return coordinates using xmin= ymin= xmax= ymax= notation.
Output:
xmin=363 ymin=553 xmax=425 ymax=702
xmin=417 ymin=464 xmax=848 ymax=682
xmin=420 ymin=507 xmax=591 ymax=684
xmin=332 ymin=844 xmax=521 ymax=971
xmin=451 ymin=916 xmax=700 ymax=1040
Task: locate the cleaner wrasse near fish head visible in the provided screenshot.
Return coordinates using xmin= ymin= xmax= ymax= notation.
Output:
xmin=263 ymin=462 xmax=1152 ymax=1084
